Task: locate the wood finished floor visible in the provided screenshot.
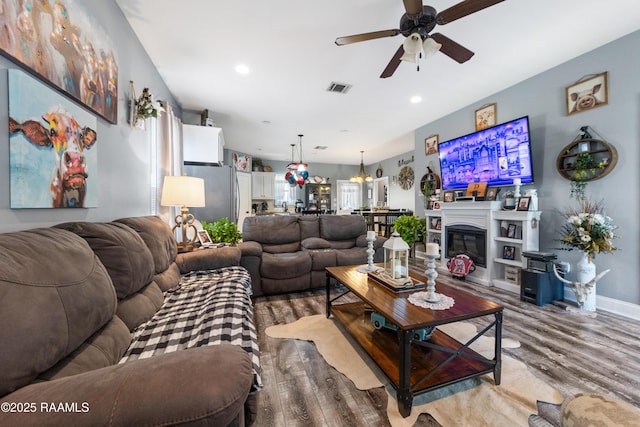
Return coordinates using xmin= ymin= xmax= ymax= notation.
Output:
xmin=252 ymin=270 xmax=640 ymax=426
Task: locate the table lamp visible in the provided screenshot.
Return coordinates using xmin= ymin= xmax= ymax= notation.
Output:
xmin=161 ymin=175 xmax=205 ymax=252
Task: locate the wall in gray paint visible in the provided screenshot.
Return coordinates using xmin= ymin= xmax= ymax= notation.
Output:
xmin=0 ymin=1 xmax=179 ymax=232
xmin=412 ymin=31 xmax=639 ymax=305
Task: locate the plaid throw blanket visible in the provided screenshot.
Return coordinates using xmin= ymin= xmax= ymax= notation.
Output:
xmin=120 ymin=266 xmax=262 ymax=389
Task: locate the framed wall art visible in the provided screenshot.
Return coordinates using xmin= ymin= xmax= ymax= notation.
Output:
xmin=566 ymin=72 xmax=608 ymax=115
xmin=475 ymin=103 xmax=496 ymax=130
xmin=424 ymin=134 xmax=439 ymax=155
xmin=485 ymin=187 xmax=500 ymax=201
xmin=9 ymin=69 xmax=98 ymax=208
xmin=0 ymin=0 xmax=119 ymax=124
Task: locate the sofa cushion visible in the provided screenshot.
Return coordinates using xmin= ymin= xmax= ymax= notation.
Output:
xmin=335 ymin=247 xmax=368 ymax=266
xmin=116 ymin=282 xmax=165 ymax=331
xmin=0 ymin=228 xmax=116 ymax=397
xmin=261 ymin=251 xmax=312 ymax=279
xmin=320 ymin=215 xmax=367 ymax=241
xmin=55 ymin=221 xmax=155 ymax=299
xmin=301 ymin=237 xmax=332 ymax=250
xmin=115 ymin=216 xmax=178 ymax=275
xmin=37 ymin=316 xmax=131 ymax=381
xmin=299 ymin=215 xmax=320 ymax=240
xmin=242 ymin=216 xmax=301 ymax=253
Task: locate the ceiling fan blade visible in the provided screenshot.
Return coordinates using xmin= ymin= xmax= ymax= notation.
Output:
xmin=436 ymin=0 xmax=504 ymax=25
xmin=380 ymin=45 xmax=405 ymax=78
xmin=430 ymin=33 xmax=474 ymax=63
xmin=403 ymin=0 xmax=424 ymax=17
xmin=335 ymin=29 xmax=400 ymax=46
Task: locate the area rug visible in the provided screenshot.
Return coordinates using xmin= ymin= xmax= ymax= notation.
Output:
xmin=265 ymin=314 xmax=563 ymax=427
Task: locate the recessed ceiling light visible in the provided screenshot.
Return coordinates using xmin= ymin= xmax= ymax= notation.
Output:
xmin=410 ymin=96 xmax=422 ymax=103
xmin=235 ymin=64 xmax=250 ymax=74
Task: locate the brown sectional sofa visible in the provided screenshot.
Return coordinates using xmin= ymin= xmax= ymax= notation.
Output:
xmin=0 ymin=216 xmax=258 ymax=426
xmin=239 ymin=214 xmax=387 ymax=296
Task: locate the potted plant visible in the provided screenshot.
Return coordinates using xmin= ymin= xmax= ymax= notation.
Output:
xmin=392 ymin=215 xmax=426 ymax=257
xmin=503 ymin=191 xmax=516 ymax=210
xmin=201 ymin=218 xmax=242 ymax=245
xmin=570 ymin=152 xmax=604 ymax=200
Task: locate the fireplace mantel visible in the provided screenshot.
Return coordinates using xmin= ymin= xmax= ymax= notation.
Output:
xmin=426 ymin=201 xmax=541 ymax=293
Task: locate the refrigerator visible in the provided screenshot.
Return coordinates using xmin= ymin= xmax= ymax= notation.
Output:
xmin=184 ymin=163 xmax=237 ymax=224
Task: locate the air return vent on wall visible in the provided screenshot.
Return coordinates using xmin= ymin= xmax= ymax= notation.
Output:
xmin=327 ymin=82 xmax=352 ymax=94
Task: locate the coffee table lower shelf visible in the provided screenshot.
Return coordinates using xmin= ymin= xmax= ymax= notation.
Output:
xmin=331 ymin=301 xmax=497 ymax=413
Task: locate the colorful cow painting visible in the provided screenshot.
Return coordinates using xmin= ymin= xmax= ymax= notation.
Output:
xmin=9 ymin=69 xmax=98 ymax=208
xmin=0 ymin=0 xmax=118 ymax=123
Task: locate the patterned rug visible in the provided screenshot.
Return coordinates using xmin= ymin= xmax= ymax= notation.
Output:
xmin=266 ymin=315 xmax=563 ymax=427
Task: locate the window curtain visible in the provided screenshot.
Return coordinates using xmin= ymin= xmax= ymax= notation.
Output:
xmin=151 ymin=101 xmax=183 ymax=224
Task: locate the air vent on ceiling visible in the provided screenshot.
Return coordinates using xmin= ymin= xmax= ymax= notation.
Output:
xmin=314 ymin=146 xmax=328 ymax=150
xmin=327 ymin=82 xmax=352 ymax=94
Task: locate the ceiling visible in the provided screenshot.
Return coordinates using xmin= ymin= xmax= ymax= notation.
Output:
xmin=116 ymin=0 xmax=640 ymax=165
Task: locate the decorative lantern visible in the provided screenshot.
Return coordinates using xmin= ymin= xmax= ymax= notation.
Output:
xmin=383 ymin=231 xmax=410 ymax=280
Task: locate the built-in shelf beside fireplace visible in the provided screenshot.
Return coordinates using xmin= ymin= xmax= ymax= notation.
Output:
xmin=425 ymin=201 xmax=541 ymax=294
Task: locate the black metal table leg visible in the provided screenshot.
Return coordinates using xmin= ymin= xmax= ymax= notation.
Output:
xmin=397 ymin=328 xmax=413 ymax=417
xmin=494 ymin=311 xmax=503 ymax=385
xmin=326 ymin=272 xmax=331 ymax=318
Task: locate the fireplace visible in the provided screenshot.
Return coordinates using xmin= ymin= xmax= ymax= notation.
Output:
xmin=445 ymin=225 xmax=487 ymax=268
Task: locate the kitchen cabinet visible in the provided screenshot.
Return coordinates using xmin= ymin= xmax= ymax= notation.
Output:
xmin=305 ymin=183 xmax=331 ymax=211
xmin=252 ymin=172 xmax=275 ymax=199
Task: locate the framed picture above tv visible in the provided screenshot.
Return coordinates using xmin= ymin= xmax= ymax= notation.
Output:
xmin=438 ymin=116 xmax=534 ymax=191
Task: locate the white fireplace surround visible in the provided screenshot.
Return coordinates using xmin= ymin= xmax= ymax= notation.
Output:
xmin=430 ymin=201 xmax=541 ymax=293
xmin=438 ymin=201 xmax=501 ymax=286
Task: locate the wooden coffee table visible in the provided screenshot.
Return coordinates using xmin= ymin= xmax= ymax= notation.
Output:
xmin=325 ymin=265 xmax=503 ymax=418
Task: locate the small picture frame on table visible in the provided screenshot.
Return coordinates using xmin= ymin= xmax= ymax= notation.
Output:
xmin=517 ymin=196 xmax=531 ymax=211
xmin=507 ymin=224 xmax=517 ymax=239
xmin=198 ymin=230 xmax=213 ymax=246
xmin=443 ymin=191 xmax=455 ymax=202
xmin=485 ymin=187 xmax=500 ymax=201
xmin=432 ymin=201 xmax=441 ymax=211
xmin=503 ymin=245 xmax=515 ymax=260
xmin=424 ymin=134 xmax=439 ymax=155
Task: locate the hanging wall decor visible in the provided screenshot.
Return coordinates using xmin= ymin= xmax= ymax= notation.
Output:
xmin=475 ymin=103 xmax=496 ymax=130
xmin=565 ymin=72 xmax=608 ymax=115
xmin=0 ymin=0 xmax=119 ymax=123
xmin=9 ymin=69 xmax=98 ymax=208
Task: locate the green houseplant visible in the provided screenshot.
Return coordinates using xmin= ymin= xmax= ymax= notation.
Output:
xmin=392 ymin=215 xmax=426 ymax=252
xmin=201 ymin=218 xmax=242 ymax=245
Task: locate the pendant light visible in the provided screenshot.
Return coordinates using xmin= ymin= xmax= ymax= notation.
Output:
xmin=350 ymin=151 xmax=373 ymax=183
xmin=284 ymin=135 xmax=309 ymax=188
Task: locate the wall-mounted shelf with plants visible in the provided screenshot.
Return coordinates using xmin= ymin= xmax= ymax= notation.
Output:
xmin=556 ymin=126 xmax=617 ymax=198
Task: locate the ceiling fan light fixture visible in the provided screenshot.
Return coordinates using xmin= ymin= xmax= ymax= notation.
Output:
xmin=401 ymin=32 xmax=422 ymax=62
xmin=422 ymin=37 xmax=442 ymax=59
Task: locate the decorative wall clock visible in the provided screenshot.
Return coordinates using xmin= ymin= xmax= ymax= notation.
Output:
xmin=398 ymin=166 xmax=414 ymax=190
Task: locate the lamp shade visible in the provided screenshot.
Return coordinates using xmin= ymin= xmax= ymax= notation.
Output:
xmin=401 ymin=33 xmax=422 ymax=62
xmin=161 ymin=176 xmax=205 ymax=207
xmin=422 ymin=37 xmax=442 ymax=59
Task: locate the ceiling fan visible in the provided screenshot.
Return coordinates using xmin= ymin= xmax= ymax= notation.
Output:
xmin=335 ymin=0 xmax=505 ymax=78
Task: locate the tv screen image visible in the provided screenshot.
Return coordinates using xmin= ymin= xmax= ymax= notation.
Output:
xmin=438 ymin=116 xmax=533 ymax=191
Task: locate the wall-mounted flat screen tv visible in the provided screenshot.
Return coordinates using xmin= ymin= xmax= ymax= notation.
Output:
xmin=438 ymin=116 xmax=533 ymax=191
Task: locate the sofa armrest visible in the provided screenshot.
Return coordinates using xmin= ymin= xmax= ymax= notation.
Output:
xmin=238 ymin=241 xmax=262 ymax=257
xmin=0 ymin=345 xmax=253 ymax=427
xmin=176 ymin=246 xmax=241 ymax=273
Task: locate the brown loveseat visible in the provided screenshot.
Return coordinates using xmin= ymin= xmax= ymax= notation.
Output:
xmin=0 ymin=216 xmax=259 ymax=426
xmin=239 ymin=214 xmax=387 ymax=296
